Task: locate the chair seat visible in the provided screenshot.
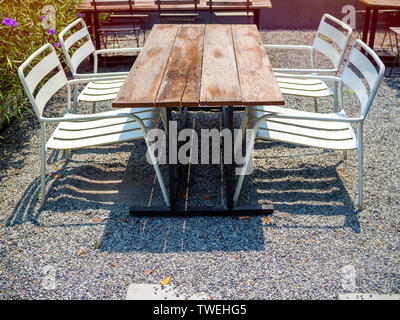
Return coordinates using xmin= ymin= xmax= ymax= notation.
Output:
xmin=246 ymin=105 xmax=357 ymax=150
xmin=78 ymin=79 xmax=126 ymax=103
xmin=46 ymin=108 xmax=159 ymax=150
xmin=214 ymin=11 xmax=254 ymax=17
xmin=99 ymin=24 xmax=143 ymax=33
xmin=159 ymin=13 xmax=199 ymax=17
xmin=275 ymin=74 xmax=332 ymax=98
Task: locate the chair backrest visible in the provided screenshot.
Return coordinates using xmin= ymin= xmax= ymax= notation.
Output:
xmin=312 ymin=13 xmax=353 ymax=70
xmin=155 ymin=0 xmax=199 ymax=11
xmin=18 ymin=44 xmax=68 ymax=119
xmin=207 ymin=0 xmax=251 ymax=9
xmin=59 ymin=18 xmax=95 ymax=76
xmin=91 ymin=0 xmax=135 ymax=12
xmin=339 ymin=39 xmax=385 ymax=118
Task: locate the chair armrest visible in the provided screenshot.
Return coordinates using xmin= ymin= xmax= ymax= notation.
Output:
xmin=264 ymin=44 xmax=313 ymax=50
xmin=94 ymin=47 xmax=143 ymax=55
xmin=73 ymin=72 xmax=129 ymax=79
xmin=93 ymin=47 xmax=142 ymax=73
xmin=68 ymin=76 xmax=126 ymax=85
xmin=273 ymin=73 xmax=342 ymax=82
xmin=40 ymin=112 xmax=151 ymax=138
xmin=40 ymin=111 xmax=149 ymax=129
xmin=274 ymin=68 xmax=338 ymax=74
xmin=252 ymin=112 xmax=363 ymax=125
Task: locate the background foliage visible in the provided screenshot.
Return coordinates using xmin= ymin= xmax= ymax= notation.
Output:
xmin=0 ymin=0 xmax=81 ymax=124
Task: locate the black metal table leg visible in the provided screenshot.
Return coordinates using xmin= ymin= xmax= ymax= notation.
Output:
xmin=362 ymin=6 xmax=371 ymax=46
xmin=222 ymin=106 xmax=234 ymax=212
xmin=166 ymin=107 xmax=176 ymax=213
xmin=130 ymin=107 xmax=274 ymax=216
xmin=369 ymin=8 xmax=379 ymax=49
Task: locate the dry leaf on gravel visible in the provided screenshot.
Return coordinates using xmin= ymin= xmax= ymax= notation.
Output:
xmin=146 ymin=269 xmax=152 ymax=275
xmin=264 ymin=216 xmax=271 ymax=224
xmin=161 ymin=275 xmax=171 ymax=286
xmin=92 ymin=218 xmax=99 ymax=223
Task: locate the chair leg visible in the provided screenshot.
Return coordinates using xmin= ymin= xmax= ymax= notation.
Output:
xmin=389 ymin=33 xmax=400 ymax=77
xmin=234 ymin=110 xmax=248 ymax=156
xmin=73 ymin=84 xmax=79 ymax=113
xmin=65 ymin=150 xmax=71 ymax=163
xmin=40 ymin=124 xmax=47 ymax=207
xmin=357 ymin=123 xmax=364 ymax=211
xmin=313 ymin=97 xmax=318 ymax=113
xmin=146 ymin=140 xmax=170 ymax=206
xmin=233 ymin=129 xmax=256 ymax=205
xmin=92 ymin=102 xmax=96 ymax=113
xmin=343 ymin=150 xmax=348 ymax=160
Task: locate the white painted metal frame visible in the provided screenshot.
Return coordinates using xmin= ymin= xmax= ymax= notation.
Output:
xmin=234 ymin=40 xmax=385 ymax=210
xmin=59 ymin=19 xmax=142 ymax=110
xmin=18 ymin=44 xmax=170 ymax=207
xmin=59 ymin=19 xmax=168 ymax=131
xmin=265 ymin=14 xmax=353 ymax=112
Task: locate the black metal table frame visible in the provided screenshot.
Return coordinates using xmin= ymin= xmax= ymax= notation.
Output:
xmin=129 ymin=106 xmax=274 ymax=216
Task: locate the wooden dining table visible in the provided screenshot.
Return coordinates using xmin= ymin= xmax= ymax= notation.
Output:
xmin=359 ymin=0 xmax=400 ymax=50
xmin=113 ymin=23 xmax=284 ymax=215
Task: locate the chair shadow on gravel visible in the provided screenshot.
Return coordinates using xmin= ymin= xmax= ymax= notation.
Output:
xmin=6 ymin=138 xmax=360 ymax=254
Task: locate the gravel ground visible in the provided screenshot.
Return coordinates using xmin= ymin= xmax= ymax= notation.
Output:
xmin=0 ymin=30 xmax=399 ymax=300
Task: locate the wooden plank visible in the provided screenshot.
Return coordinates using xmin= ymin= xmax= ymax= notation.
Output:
xmin=231 ymin=24 xmax=284 ymax=106
xmin=113 ymin=24 xmax=179 ymax=108
xmin=156 ymin=24 xmax=205 ymax=107
xmin=79 ymin=0 xmax=272 ymax=11
xmin=359 ymin=0 xmax=400 ymax=9
xmin=200 ymin=24 xmax=242 ymax=106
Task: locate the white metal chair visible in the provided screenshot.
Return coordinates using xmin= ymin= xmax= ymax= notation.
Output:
xmin=18 ymin=43 xmax=170 ymax=207
xmin=265 ymin=14 xmax=353 ymax=112
xmin=234 ymin=40 xmax=385 ymax=210
xmin=59 ymin=18 xmax=168 ymax=128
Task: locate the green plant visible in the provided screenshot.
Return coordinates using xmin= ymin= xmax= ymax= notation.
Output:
xmin=0 ymin=0 xmax=81 ymax=123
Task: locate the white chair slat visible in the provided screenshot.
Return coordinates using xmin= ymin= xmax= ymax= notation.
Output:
xmin=279 ymin=87 xmax=332 ymax=98
xmin=61 ymin=109 xmax=158 ymax=130
xmin=78 ymin=92 xmax=118 ymax=102
xmin=342 ymin=67 xmax=369 ymax=108
xmin=64 ymin=27 xmax=90 ymax=50
xmin=255 ymin=119 xmax=355 ymax=141
xmin=256 ymin=126 xmax=357 ymax=150
xmin=80 ymin=86 xmax=122 ymax=96
xmin=87 ymin=80 xmax=125 ymax=89
xmin=318 ymin=19 xmax=348 ymax=50
xmin=348 ymin=47 xmax=379 ymax=90
xmin=25 ymin=50 xmax=60 ymax=93
xmin=55 ymin=118 xmax=157 ymax=140
xmin=35 ymin=70 xmax=68 ymax=114
xmin=247 ymin=106 xmax=350 ymax=130
xmin=70 ymin=40 xmax=95 ymax=72
xmin=277 ymin=80 xmax=329 ymax=92
xmin=47 ymin=127 xmax=148 ymax=150
xmin=275 ymin=76 xmax=324 ymax=85
xmin=313 ymin=37 xmax=341 ymax=68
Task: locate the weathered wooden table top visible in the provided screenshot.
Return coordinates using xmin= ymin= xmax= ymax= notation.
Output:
xmin=359 ymin=0 xmax=400 ymax=9
xmin=79 ymin=0 xmax=272 ymax=11
xmin=112 ymin=24 xmax=284 ymax=108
